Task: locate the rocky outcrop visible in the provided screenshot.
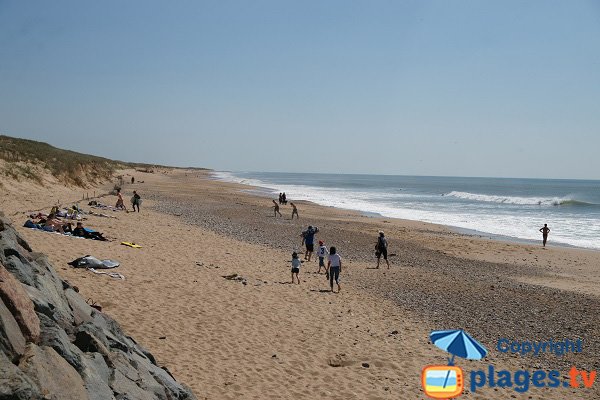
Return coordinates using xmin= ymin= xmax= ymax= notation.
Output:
xmin=0 ymin=214 xmax=197 ymax=399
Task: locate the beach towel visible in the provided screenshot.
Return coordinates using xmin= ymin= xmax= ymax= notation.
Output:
xmin=68 ymin=255 xmax=120 ymax=269
xmin=121 ymin=242 xmax=142 ymax=248
xmin=24 ymin=220 xmax=42 ymax=229
xmin=88 ymin=268 xmax=125 ymax=280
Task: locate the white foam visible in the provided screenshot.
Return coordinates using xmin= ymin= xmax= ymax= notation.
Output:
xmin=212 ymin=172 xmax=600 ymax=250
xmin=446 ymin=191 xmax=568 ymax=206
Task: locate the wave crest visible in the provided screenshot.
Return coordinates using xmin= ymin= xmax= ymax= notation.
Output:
xmin=445 ymin=191 xmax=595 ymax=207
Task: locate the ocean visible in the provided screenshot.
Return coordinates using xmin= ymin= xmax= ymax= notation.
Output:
xmin=213 ymin=171 xmax=600 ymax=250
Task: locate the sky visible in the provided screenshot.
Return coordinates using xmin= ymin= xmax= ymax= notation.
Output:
xmin=1 ymin=1 xmax=599 ymax=179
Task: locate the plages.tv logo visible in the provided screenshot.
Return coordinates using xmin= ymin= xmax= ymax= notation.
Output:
xmin=421 ymin=329 xmax=488 ymax=399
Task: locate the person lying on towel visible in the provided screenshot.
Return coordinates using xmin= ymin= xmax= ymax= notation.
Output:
xmin=39 ymin=213 xmax=72 ymax=234
xmin=72 ymin=222 xmax=107 ymax=241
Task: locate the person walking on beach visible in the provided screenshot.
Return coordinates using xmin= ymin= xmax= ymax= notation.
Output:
xmin=131 ymin=191 xmax=141 ymax=212
xmin=327 ymin=246 xmax=342 ymax=293
xmin=317 ymin=240 xmax=328 ymax=274
xmin=272 ymin=199 xmax=282 ymax=217
xmin=539 ymin=224 xmax=551 ymax=247
xmin=375 ymin=231 xmax=390 ymax=269
xmin=290 ymin=202 xmax=299 ymax=219
xmin=301 ymin=225 xmax=319 ymax=261
xmin=278 ymin=193 xmax=283 ymax=204
xmin=291 ymin=251 xmax=302 ymax=284
xmin=282 ymin=192 xmax=287 ymax=204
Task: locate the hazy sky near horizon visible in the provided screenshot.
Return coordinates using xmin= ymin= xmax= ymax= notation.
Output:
xmin=1 ymin=1 xmax=599 ymax=179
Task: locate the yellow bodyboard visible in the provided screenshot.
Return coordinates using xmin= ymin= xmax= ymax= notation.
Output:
xmin=121 ymin=242 xmax=142 ymax=248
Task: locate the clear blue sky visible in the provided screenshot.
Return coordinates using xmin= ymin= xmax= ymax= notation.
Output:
xmin=1 ymin=1 xmax=599 ymax=179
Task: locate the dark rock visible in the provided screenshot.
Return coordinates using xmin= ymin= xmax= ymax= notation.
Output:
xmin=15 ymin=235 xmax=33 ymax=253
xmin=22 ymin=284 xmax=55 ymax=320
xmin=37 ymin=313 xmax=84 ymax=372
xmin=135 ymin=343 xmax=157 ymax=366
xmin=362 ymin=362 xmax=370 ymax=368
xmin=0 ymin=296 xmax=26 ymax=362
xmin=0 ymin=265 xmax=40 ymax=342
xmin=0 ymin=351 xmax=42 ymax=400
xmin=18 ymin=344 xmax=89 ymax=400
xmin=149 ymin=362 xmax=197 ymax=399
xmin=80 ymin=353 xmax=116 ymax=400
xmin=110 ymin=367 xmax=159 ymax=400
xmin=123 ymin=352 xmax=168 ymax=399
xmin=64 ymin=288 xmax=94 ymax=326
xmin=74 ymin=325 xmax=112 ymax=360
xmin=31 ymin=260 xmax=74 ymax=329
xmin=2 ymin=253 xmax=36 ymax=287
xmin=92 ymin=309 xmax=126 ymax=338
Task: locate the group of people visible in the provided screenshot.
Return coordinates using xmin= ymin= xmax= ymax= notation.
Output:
xmin=25 ymin=210 xmax=107 ymax=241
xmin=281 ymin=197 xmax=553 ymax=293
xmin=289 ymin=225 xmax=390 ymax=293
xmin=278 ymin=192 xmax=287 ymax=204
xmin=115 ymin=190 xmax=142 ymax=212
xmin=271 ymin=199 xmax=299 ymax=219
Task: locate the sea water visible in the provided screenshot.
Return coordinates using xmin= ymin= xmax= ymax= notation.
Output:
xmin=213 ymin=172 xmax=600 ymax=250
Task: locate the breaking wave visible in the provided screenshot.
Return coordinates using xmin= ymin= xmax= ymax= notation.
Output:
xmin=445 ymin=191 xmax=596 ymax=207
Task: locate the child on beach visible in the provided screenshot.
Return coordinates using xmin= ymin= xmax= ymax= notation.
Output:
xmin=326 ymin=246 xmax=342 ymax=293
xmin=272 ymin=199 xmax=282 ymax=217
xmin=291 ymin=252 xmax=302 ymax=284
xmin=317 ymin=240 xmax=328 ymax=274
xmin=290 ymin=202 xmax=299 ymax=219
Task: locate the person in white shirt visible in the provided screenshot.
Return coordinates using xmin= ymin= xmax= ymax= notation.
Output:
xmin=326 ymin=246 xmax=342 ymax=293
xmin=291 ymin=252 xmax=302 ymax=284
xmin=316 ymin=240 xmax=329 ymax=274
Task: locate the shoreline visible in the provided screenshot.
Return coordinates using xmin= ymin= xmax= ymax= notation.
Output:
xmin=211 ymin=170 xmax=596 ymax=252
xmin=3 ymin=168 xmax=599 ymax=399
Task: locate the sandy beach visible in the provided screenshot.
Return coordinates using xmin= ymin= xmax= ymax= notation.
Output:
xmin=2 ymin=167 xmax=599 ymax=399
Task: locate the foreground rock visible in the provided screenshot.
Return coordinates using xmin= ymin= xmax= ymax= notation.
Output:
xmin=0 ymin=213 xmax=197 ymax=399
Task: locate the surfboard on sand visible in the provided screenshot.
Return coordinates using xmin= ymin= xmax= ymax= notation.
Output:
xmin=121 ymin=242 xmax=142 ymax=248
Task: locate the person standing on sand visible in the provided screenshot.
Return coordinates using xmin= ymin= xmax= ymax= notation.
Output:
xmin=375 ymin=231 xmax=390 ymax=269
xmin=290 ymin=202 xmax=299 ymax=219
xmin=272 ymin=200 xmax=282 ymax=217
xmin=291 ymin=252 xmax=302 ymax=284
xmin=301 ymin=225 xmax=319 ymax=261
xmin=539 ymin=224 xmax=550 ymax=247
xmin=132 ymin=191 xmax=141 ymax=212
xmin=317 ymin=240 xmax=328 ymax=274
xmin=327 ymin=246 xmax=342 ymax=293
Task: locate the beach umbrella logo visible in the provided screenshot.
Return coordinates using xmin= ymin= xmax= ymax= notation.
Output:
xmin=430 ymin=329 xmax=488 ymax=365
xmin=421 ymin=329 xmax=488 ymax=399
